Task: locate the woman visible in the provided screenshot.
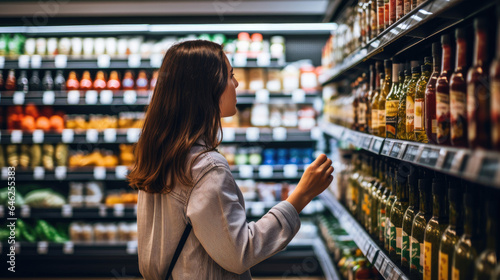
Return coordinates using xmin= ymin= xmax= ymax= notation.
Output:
xmin=129 ymin=40 xmax=334 ymax=280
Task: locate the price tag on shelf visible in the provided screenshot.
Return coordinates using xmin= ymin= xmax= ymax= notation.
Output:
xmin=18 ymin=55 xmax=30 ymax=68
xmin=292 ymin=89 xmax=306 ymax=103
xmin=239 ymin=165 xmax=254 ymax=179
xmin=255 ymin=89 xmax=270 ymax=103
xmin=380 ymin=260 xmax=388 ymax=277
xmin=21 ymin=205 xmax=31 ymax=218
xmin=311 ymin=126 xmax=322 ymax=140
xmin=63 ymin=242 xmax=74 ymax=254
xmin=32 ymin=129 xmax=44 ymax=143
xmin=55 ymin=166 xmax=67 ymax=180
xmin=451 ymin=150 xmax=467 ymax=173
xmin=371 ymin=138 xmax=383 ymax=153
xmin=390 ymin=270 xmax=402 ymax=280
xmin=127 ymin=241 xmax=138 ymax=255
xmin=127 ymin=128 xmax=141 ymax=143
xmin=390 ymin=142 xmax=402 ymax=158
xmin=99 ymin=90 xmax=113 ymax=104
xmin=134 ymin=204 xmax=138 ymax=216
xmin=37 ymin=241 xmax=49 ymax=255
xmin=55 ymin=55 xmax=67 ymax=68
xmin=222 ymin=127 xmax=235 ymax=142
xmin=13 ymin=91 xmax=25 ymax=105
xmin=233 ymin=53 xmax=247 ymax=67
xmin=256 ymin=53 xmax=271 ymax=67
xmin=245 ymin=127 xmax=260 ymax=142
xmin=0 ymin=206 xmax=4 ymax=218
xmin=14 ymin=242 xmax=21 ymax=254
xmin=33 ymin=167 xmax=45 ymax=180
xmin=1 ymin=167 xmax=8 ymax=180
xmin=93 ymin=166 xmax=106 ymax=180
xmin=97 ymin=54 xmax=111 ymax=68
xmin=99 ymin=205 xmax=107 ymax=217
xmin=123 ymin=90 xmax=137 ymax=104
xmin=115 ymin=165 xmax=128 ymax=179
xmin=258 ymin=165 xmax=273 ymax=178
xmin=367 ymin=246 xmax=378 ymax=262
xmin=128 ymin=54 xmax=142 ymax=68
xmin=11 ymin=130 xmax=23 ymax=143
xmin=150 ymin=53 xmax=163 ymax=68
xmin=103 ymin=128 xmax=117 ymax=143
xmin=67 ymin=90 xmax=80 ymax=104
xmin=384 ymin=263 xmax=394 ymax=278
xmin=62 ymin=129 xmax=74 ymax=143
xmin=114 ymin=204 xmax=125 ymax=217
xmin=61 ymin=204 xmax=73 ymax=218
xmin=250 ymin=202 xmax=265 ymax=217
xmin=283 ymin=164 xmax=298 ymax=178
xmin=272 ymin=127 xmax=287 ymax=141
xmin=381 ymin=140 xmax=393 ymax=156
xmin=0 ymin=56 xmax=4 ymax=68
xmin=42 ymin=90 xmax=55 ymax=105
xmin=403 ymin=144 xmax=419 ymax=162
xmin=31 ymin=55 xmax=42 ymax=68
xmin=85 ymin=90 xmax=98 ymax=104
xmin=86 ymin=129 xmax=99 ymax=143
xmin=442 ymin=150 xmax=456 ymax=171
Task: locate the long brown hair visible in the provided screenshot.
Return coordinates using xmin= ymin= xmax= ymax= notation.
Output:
xmin=128 ymin=40 xmax=228 ymax=193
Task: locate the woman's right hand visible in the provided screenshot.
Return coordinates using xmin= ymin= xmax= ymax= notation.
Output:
xmin=286 ymin=154 xmax=334 ymax=213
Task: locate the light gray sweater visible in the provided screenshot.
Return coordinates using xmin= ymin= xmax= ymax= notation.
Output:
xmin=137 ymin=144 xmax=301 ymax=280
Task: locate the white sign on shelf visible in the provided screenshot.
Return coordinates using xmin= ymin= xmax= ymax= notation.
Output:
xmin=61 ymin=204 xmax=72 ymax=218
xmin=32 ymin=129 xmax=44 ymax=143
xmin=245 ymin=127 xmax=260 ymax=142
xmin=18 ymin=55 xmax=30 ymax=68
xmin=42 ymin=91 xmax=55 ymax=105
xmin=1 ymin=167 xmax=8 ymax=180
xmin=67 ymin=90 xmax=80 ymax=104
xmin=55 ymin=166 xmax=67 ymax=180
xmin=114 ymin=204 xmax=125 ymax=217
xmin=222 ymin=127 xmax=236 ymax=142
xmin=123 ymin=90 xmax=137 ymax=104
xmin=54 ymin=55 xmax=68 ymax=68
xmin=37 ymin=241 xmax=48 ymax=255
xmin=11 ymin=130 xmax=23 ymax=143
xmin=233 ymin=53 xmax=247 ymax=67
xmin=63 ymin=242 xmax=74 ymax=254
xmin=97 ymin=54 xmax=111 ymax=68
xmin=115 ymin=165 xmax=128 ymax=179
xmin=255 ymin=89 xmax=270 ymax=103
xmin=86 ymin=129 xmax=99 ymax=143
xmin=61 ymin=129 xmax=74 ymax=143
xmin=283 ymin=164 xmax=298 ymax=178
xmin=127 ymin=241 xmax=138 ymax=255
xmin=127 ymin=128 xmax=141 ymax=143
xmin=292 ymin=89 xmax=306 ymax=103
xmin=272 ymin=127 xmax=287 ymax=141
xmin=99 ymin=205 xmax=107 ymax=217
xmin=100 ymin=90 xmax=113 ymax=104
xmin=0 ymin=56 xmax=4 ymax=69
xmin=13 ymin=91 xmax=25 ymax=105
xmin=239 ymin=165 xmax=254 ymax=179
xmin=150 ymin=53 xmax=163 ymax=68
xmin=31 ymin=55 xmax=42 ymax=68
xmin=311 ymin=127 xmax=322 ymax=140
xmin=85 ymin=90 xmax=98 ymax=105
xmin=103 ymin=128 xmax=117 ymax=143
xmin=258 ymin=165 xmax=273 ymax=178
xmin=33 ymin=166 xmax=45 ymax=180
xmin=93 ymin=166 xmax=106 ymax=180
xmin=128 ymin=54 xmax=142 ymax=68
xmin=256 ymin=53 xmax=271 ymax=67
xmin=21 ymin=205 xmax=31 ymax=218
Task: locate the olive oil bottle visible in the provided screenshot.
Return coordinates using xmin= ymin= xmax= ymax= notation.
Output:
xmin=378 ymin=160 xmax=390 ymax=244
xmin=379 ymin=59 xmax=393 ymax=136
xmin=411 ymin=177 xmax=433 ymax=280
xmin=348 ymin=155 xmax=362 ymax=216
xmin=386 ymin=61 xmax=401 ymax=138
xmin=397 ymin=68 xmax=412 ymax=140
xmin=406 ymin=66 xmax=422 ymax=141
xmin=384 ymin=166 xmax=397 ymax=252
xmin=472 ymin=192 xmax=498 ymax=280
xmin=389 ymin=167 xmax=410 ymax=264
xmin=371 ymin=62 xmax=384 ymax=136
xmin=371 ymin=159 xmax=385 ymax=240
xmin=415 ymin=58 xmax=432 ymax=143
xmin=403 ymin=168 xmax=420 ymax=274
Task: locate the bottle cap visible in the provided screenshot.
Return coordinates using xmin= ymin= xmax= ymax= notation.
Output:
xmin=384 ymin=59 xmax=392 ymax=68
xmin=251 ymin=33 xmax=263 ymax=42
xmin=412 ymin=66 xmax=420 ymax=73
xmin=238 ymin=32 xmax=250 ymax=41
xmin=432 ymin=42 xmax=441 ymax=57
xmin=474 ymin=17 xmax=487 ymax=30
xmin=455 ymin=27 xmax=466 ymax=40
xmin=404 ymin=69 xmax=409 ymax=76
xmin=441 ymin=34 xmax=451 ymax=45
xmin=424 ymin=56 xmax=432 ymax=64
xmin=421 ymin=64 xmax=431 ymax=72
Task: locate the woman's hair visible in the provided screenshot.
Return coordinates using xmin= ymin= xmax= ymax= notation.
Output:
xmin=128 ymin=40 xmax=228 ymax=193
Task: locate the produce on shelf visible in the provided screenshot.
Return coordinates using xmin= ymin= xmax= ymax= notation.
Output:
xmin=105 ymin=191 xmax=138 ymax=205
xmin=1 ymin=144 xmax=67 ymax=168
xmin=0 ymin=188 xmax=25 ymax=205
xmin=6 ymin=105 xmax=65 ymax=132
xmin=24 ymin=189 xmax=66 ymax=208
xmin=69 ymin=149 xmax=118 ymax=167
xmin=69 ymin=181 xmax=104 ymax=207
xmin=0 ymin=219 xmax=68 ymax=243
xmin=70 ymin=222 xmax=137 ymax=242
xmin=119 ymin=144 xmax=134 ymax=166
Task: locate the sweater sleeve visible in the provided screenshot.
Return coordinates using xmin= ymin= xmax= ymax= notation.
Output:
xmin=186 ymin=166 xmax=301 ymax=275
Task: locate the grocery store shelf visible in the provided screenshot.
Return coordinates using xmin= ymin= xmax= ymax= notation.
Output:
xmin=319 ymin=190 xmax=408 ymax=280
xmin=319 ymin=0 xmax=497 ymax=85
xmin=320 ymin=121 xmax=500 ymax=189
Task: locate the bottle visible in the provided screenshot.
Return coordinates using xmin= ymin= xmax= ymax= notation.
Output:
xmin=425 ymin=42 xmax=441 ymax=144
xmin=384 ymin=167 xmax=397 ymax=252
xmin=370 ymin=0 xmax=378 ymax=38
xmin=368 ymin=66 xmax=376 ymax=134
xmin=404 ymin=0 xmax=411 ymax=15
xmin=16 ymin=70 xmax=29 ymax=92
xmin=359 ymin=73 xmax=369 ymax=133
xmin=397 ymin=69 xmax=411 ymax=140
xmin=150 ymin=70 xmax=158 ymax=89
xmin=402 ymin=168 xmax=419 ymax=274
xmin=372 ymin=63 xmax=383 ymax=136
xmin=5 ymin=69 xmax=16 ymax=91
xmin=384 ymin=0 xmax=390 ymax=29
xmin=370 ymin=160 xmax=384 ymax=239
xmin=93 ymin=71 xmax=107 ymax=90
xmin=436 ymin=34 xmax=453 ymax=145
xmin=438 ymin=181 xmax=463 ymax=280
xmin=42 ymin=70 xmax=54 ymax=91
xmin=386 ymin=60 xmax=400 ymax=138
xmin=347 ymin=155 xmax=362 ymax=217
xmin=411 ymin=177 xmax=433 ymax=280
xmin=396 ymin=0 xmax=404 ymax=21
xmin=29 ymin=70 xmax=42 ymax=91
xmin=353 ymin=80 xmax=360 ymax=131
xmin=66 ymin=71 xmax=79 ymax=90
xmin=406 ymin=66 xmax=421 ymax=141
xmin=107 ymin=71 xmax=121 ymax=90
xmin=80 ymin=71 xmax=93 ymax=90
xmin=54 ymin=70 xmax=66 ymax=92
xmin=450 ymin=28 xmax=468 ymax=147
xmin=389 ymin=0 xmax=396 ymax=25
xmin=136 ymin=70 xmax=149 ymax=91
xmin=452 ymin=190 xmax=485 ymax=280
xmin=389 ymin=168 xmax=409 ymax=264
xmin=378 ymin=0 xmax=385 ymax=33
xmin=491 ymin=6 xmax=500 ymax=150
xmin=423 ymin=178 xmax=449 ymax=280
xmin=415 ymin=58 xmax=432 ymax=143
xmin=379 ymin=59 xmax=393 ymax=136
xmin=0 ymin=71 xmax=4 ymax=90
xmin=122 ymin=71 xmax=135 ymax=89
xmin=467 ymin=18 xmax=491 ymax=149
xmin=378 ymin=160 xmax=390 ymax=244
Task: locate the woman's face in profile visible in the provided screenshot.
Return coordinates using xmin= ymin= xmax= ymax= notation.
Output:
xmin=220 ymin=57 xmax=239 ymax=118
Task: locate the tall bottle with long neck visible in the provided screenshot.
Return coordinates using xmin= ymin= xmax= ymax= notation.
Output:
xmin=467 ymin=18 xmax=491 ymax=149
xmin=359 ymin=73 xmax=369 ymax=133
xmin=368 ymin=65 xmax=375 ymax=135
xmin=425 ymin=42 xmax=441 ymax=144
xmin=450 ymin=28 xmax=468 ymax=147
xmin=411 ymin=177 xmax=433 ymax=280
xmin=415 ymin=58 xmax=432 ymax=143
xmin=379 ymin=59 xmax=393 ymax=136
xmin=385 ymin=167 xmax=397 ymax=252
xmin=406 ymin=66 xmax=421 ymax=141
xmin=386 ymin=60 xmax=401 ymax=138
xmin=436 ymin=34 xmax=453 ymax=145
xmin=492 ymin=5 xmax=500 ymax=150
xmin=398 ymin=68 xmax=411 ymax=140
xmin=378 ymin=160 xmax=390 ymax=244
xmin=371 ymin=62 xmax=383 ymax=136
xmin=402 ymin=167 xmax=419 ymax=274
xmin=389 ymin=168 xmax=409 ymax=264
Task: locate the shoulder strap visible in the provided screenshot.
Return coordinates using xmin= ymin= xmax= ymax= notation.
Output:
xmin=165 ymin=223 xmax=192 ymax=280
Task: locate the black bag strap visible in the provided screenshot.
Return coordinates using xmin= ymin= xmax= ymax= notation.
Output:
xmin=165 ymin=223 xmax=192 ymax=280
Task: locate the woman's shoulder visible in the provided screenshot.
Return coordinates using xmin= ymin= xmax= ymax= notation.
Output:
xmin=189 ymin=145 xmax=230 ymax=184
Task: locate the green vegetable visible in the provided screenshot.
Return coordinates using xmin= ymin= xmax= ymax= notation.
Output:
xmin=24 ymin=189 xmax=66 ymax=208
xmin=0 ymin=188 xmax=24 ymax=206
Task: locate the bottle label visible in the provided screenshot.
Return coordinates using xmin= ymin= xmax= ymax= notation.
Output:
xmin=436 ymin=92 xmax=450 ymax=140
xmin=359 ymin=103 xmax=367 ymax=125
xmin=424 ymin=241 xmax=432 ymax=280
xmin=492 ymin=81 xmax=500 ymax=146
xmin=379 ymin=209 xmax=386 ymax=241
xmin=378 ymin=5 xmax=385 ymax=30
xmin=406 ymin=95 xmax=415 ymax=133
xmin=432 ymin=119 xmax=438 ymax=134
xmin=386 ymin=100 xmax=399 ymax=137
xmin=384 ymin=2 xmax=390 ymax=26
xmin=438 ymin=252 xmax=449 ymax=280
xmin=452 ymin=266 xmax=459 ymax=280
xmin=404 ymin=0 xmax=411 ymax=14
xmin=415 ymin=98 xmax=424 ymax=130
xmin=402 ymin=231 xmax=410 ymax=265
xmin=467 ymin=84 xmax=477 ymax=142
xmin=390 ymin=224 xmax=396 ymax=254
xmin=372 ymin=109 xmax=379 ymax=134
xmin=410 ymin=237 xmax=421 ymax=273
xmin=385 ymin=218 xmax=391 ymax=248
xmin=450 ymin=89 xmax=467 ymax=141
xmin=396 ymin=0 xmax=404 ymax=19
xmin=389 ymin=0 xmax=396 ymax=24
xmin=378 ymin=109 xmax=386 ymax=128
xmin=396 ymin=226 xmax=402 ymax=255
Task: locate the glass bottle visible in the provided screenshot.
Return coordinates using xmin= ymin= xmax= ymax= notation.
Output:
xmin=359 ymin=73 xmax=369 ymax=133
xmin=397 ymin=69 xmax=411 ymax=140
xmin=386 ymin=60 xmax=400 ymax=138
xmin=54 ymin=70 xmax=66 ymax=92
xmin=415 ymin=58 xmax=432 ymax=143
xmin=16 ymin=70 xmax=28 ymax=92
xmin=450 ymin=28 xmax=468 ymax=147
xmin=378 ymin=160 xmax=390 ymax=244
xmin=472 ymin=192 xmax=498 ymax=280
xmin=436 ymin=34 xmax=453 ymax=145
xmin=396 ymin=0 xmax=404 ymax=21
xmin=491 ymin=6 xmax=500 ymax=150
xmin=410 ymin=177 xmax=433 ymax=280
xmin=379 ymin=59 xmax=393 ymax=136
xmin=389 ymin=0 xmax=396 ymax=26
xmin=384 ymin=0 xmax=390 ymax=29
xmin=425 ymin=42 xmax=441 ymax=144
xmin=385 ymin=167 xmax=397 ymax=252
xmin=389 ymin=169 xmax=409 ymax=264
xmin=136 ymin=70 xmax=149 ymax=91
xmin=368 ymin=65 xmax=375 ymax=135
xmin=347 ymin=155 xmax=362 ymax=217
xmin=371 ymin=62 xmax=383 ymax=136
xmin=0 ymin=71 xmax=4 ymax=90
xmin=29 ymin=70 xmax=41 ymax=91
xmin=93 ymin=71 xmax=107 ymax=90
xmin=80 ymin=71 xmax=93 ymax=90
xmin=404 ymin=0 xmax=411 ymax=15
xmin=406 ymin=66 xmax=421 ymax=141
xmin=467 ymin=18 xmax=491 ymax=149
xmin=371 ymin=159 xmax=384 ymax=240
xmin=402 ymin=168 xmax=419 ymax=274
xmin=42 ymin=70 xmax=54 ymax=91
xmin=353 ymin=80 xmax=360 ymax=131
xmin=438 ymin=181 xmax=463 ymax=280
xmin=107 ymin=70 xmax=121 ymax=90
xmin=122 ymin=70 xmax=135 ymax=89
xmin=5 ymin=69 xmax=16 ymax=91
xmin=423 ymin=178 xmax=449 ymax=280
xmin=378 ymin=0 xmax=385 ymax=33
xmin=370 ymin=0 xmax=378 ymax=38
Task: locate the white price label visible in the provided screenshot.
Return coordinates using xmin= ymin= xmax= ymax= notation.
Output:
xmin=18 ymin=55 xmax=30 ymax=68
xmin=13 ymin=91 xmax=25 ymax=104
xmin=114 ymin=204 xmax=125 ymax=217
xmin=1 ymin=167 xmax=8 ymax=180
xmin=37 ymin=241 xmax=49 ymax=255
xmin=127 ymin=128 xmax=141 ymax=143
xmin=134 ymin=204 xmax=138 ymax=216
xmin=32 ymin=129 xmax=44 ymax=143
xmin=283 ymin=164 xmax=298 ymax=178
xmin=86 ymin=129 xmax=99 ymax=143
xmin=21 ymin=205 xmax=31 ymax=218
xmin=239 ymin=165 xmax=254 ymax=178
xmin=245 ymin=127 xmax=260 ymax=141
xmin=93 ymin=166 xmax=106 ymax=180
xmin=255 ymin=89 xmax=270 ymax=103
xmin=256 ymin=53 xmax=271 ymax=67
xmin=311 ymin=127 xmax=322 ymax=140
xmin=63 ymin=242 xmax=74 ymax=254
xmin=127 ymin=241 xmax=138 ymax=254
xmin=97 ymin=54 xmax=111 ymax=68
xmin=85 ymin=90 xmax=98 ymax=104
xmin=123 ymin=90 xmax=137 ymax=104
xmin=128 ymin=54 xmax=142 ymax=68
xmin=292 ymin=89 xmax=306 ymax=103
xmin=61 ymin=204 xmax=73 ymax=217
xmin=99 ymin=90 xmax=113 ymax=104
xmin=11 ymin=130 xmax=23 ymax=143
xmin=55 ymin=55 xmax=67 ymax=68
xmin=34 ymin=166 xmax=45 ymax=180
xmin=115 ymin=165 xmax=128 ymax=179
xmin=55 ymin=166 xmax=67 ymax=180
xmin=14 ymin=242 xmax=21 ymax=254
xmin=258 ymin=165 xmax=273 ymax=178
xmin=250 ymin=202 xmax=265 ymax=217
xmin=0 ymin=56 xmax=4 ymax=68
xmin=31 ymin=55 xmax=42 ymax=68
xmin=103 ymin=128 xmax=116 ymax=143
xmin=233 ymin=53 xmax=247 ymax=67
xmin=150 ymin=53 xmax=163 ymax=68
xmin=62 ymin=129 xmax=74 ymax=143
xmin=0 ymin=206 xmax=4 ymax=218
xmin=67 ymin=90 xmax=80 ymax=104
xmin=222 ymin=127 xmax=235 ymax=142
xmin=272 ymin=127 xmax=287 ymax=141
xmin=42 ymin=91 xmax=55 ymax=105
xmin=99 ymin=205 xmax=107 ymax=217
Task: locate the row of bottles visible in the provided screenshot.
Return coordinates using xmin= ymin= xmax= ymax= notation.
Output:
xmin=336 ymin=151 xmax=500 ymax=280
xmin=0 ymin=69 xmax=156 ymax=92
xmin=326 ymin=14 xmax=500 ymax=150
